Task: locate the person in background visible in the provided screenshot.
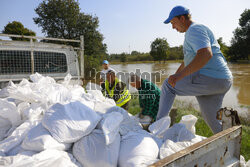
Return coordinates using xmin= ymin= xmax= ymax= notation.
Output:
xmin=100 ymin=60 xmax=116 ymax=86
xmin=157 ymin=6 xmax=232 ymax=134
xmin=129 ymin=74 xmax=161 ymax=124
xmin=101 ymin=69 xmax=131 ymax=110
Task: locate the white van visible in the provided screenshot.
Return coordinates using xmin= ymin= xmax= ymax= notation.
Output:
xmin=0 ymin=34 xmax=84 ymax=88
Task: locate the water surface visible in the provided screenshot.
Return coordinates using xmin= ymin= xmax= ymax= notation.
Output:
xmin=111 ymin=62 xmax=250 ymax=115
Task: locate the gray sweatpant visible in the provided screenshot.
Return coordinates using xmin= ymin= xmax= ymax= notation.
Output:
xmin=156 ymin=71 xmax=232 ymax=134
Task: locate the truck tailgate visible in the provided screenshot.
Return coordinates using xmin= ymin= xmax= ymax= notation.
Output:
xmin=150 ymin=125 xmax=242 ymax=167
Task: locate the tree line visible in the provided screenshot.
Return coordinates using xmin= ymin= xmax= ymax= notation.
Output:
xmin=109 ymin=43 xmax=183 ymax=63
xmin=1 ymin=0 xmax=249 ymax=78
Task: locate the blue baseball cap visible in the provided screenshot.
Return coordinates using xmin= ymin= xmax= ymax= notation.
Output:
xmin=102 ymin=60 xmax=109 ymax=64
xmin=164 ymin=6 xmax=190 ymax=24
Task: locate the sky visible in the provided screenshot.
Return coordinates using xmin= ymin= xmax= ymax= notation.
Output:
xmin=0 ymin=0 xmax=249 ymax=54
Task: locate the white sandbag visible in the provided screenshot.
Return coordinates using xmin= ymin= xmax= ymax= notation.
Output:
xmin=73 ymin=129 xmax=120 ymax=167
xmin=70 ymin=85 xmax=98 ymax=110
xmin=85 ymin=82 xmax=116 ymax=114
xmin=163 ymin=123 xmax=195 ymax=142
xmin=107 ymin=106 xmax=143 ymax=136
xmin=0 ymin=152 xmax=32 ymax=166
xmin=6 ymin=145 xmax=37 ymax=157
xmin=160 ymin=139 xmax=185 ymax=159
xmin=30 ymin=72 xmax=56 ymax=84
xmin=29 ymin=81 xmax=72 ymax=104
xmin=75 ymin=97 xmax=95 ymax=110
xmin=0 ymin=98 xmax=21 ymax=127
xmin=0 ymin=149 xmax=80 ymax=167
xmin=148 ymin=133 xmax=163 ymax=149
xmin=6 ymin=97 xmax=23 ymax=106
xmin=149 ymin=116 xmax=171 ymax=139
xmin=180 ymin=114 xmax=197 ymax=134
xmin=6 ymin=80 xmax=44 ymax=103
xmin=21 ymin=123 xmax=71 ymax=152
xmin=86 ymin=89 xmax=105 ymax=102
xmin=17 ymin=150 xmax=38 ymax=156
xmin=78 ymin=91 xmax=103 ymax=111
xmin=118 ymin=130 xmax=159 ymax=167
xmin=93 ymin=98 xmax=116 ymax=115
xmin=0 ymin=120 xmax=40 ymax=154
xmin=86 ymin=82 xmax=102 ymax=92
xmin=240 ymin=155 xmax=246 ymax=167
xmin=21 ymin=103 xmax=46 ymax=121
xmin=97 ymin=112 xmax=123 ymax=145
xmin=6 ymin=144 xmax=26 ymax=156
xmin=0 ymin=116 xmax=12 ymax=141
xmin=246 ymin=160 xmax=250 ymax=167
xmin=42 ymin=101 xmax=101 ymax=143
xmin=0 ymin=151 xmax=5 ymax=156
xmin=17 ymin=102 xmax=30 ymax=120
xmin=160 ymin=135 xmax=206 ymax=159
xmin=70 ymin=85 xmax=86 ymax=99
xmin=0 ymin=84 xmax=10 ymax=98
xmin=191 ymin=135 xmax=207 ymax=143
xmin=67 ymin=84 xmax=95 ymax=110
xmin=61 ymin=73 xmax=72 ymax=86
xmin=45 ymin=83 xmax=72 ymax=104
xmin=29 ymin=73 xmax=72 ymax=104
xmin=0 ymin=98 xmax=21 ymax=140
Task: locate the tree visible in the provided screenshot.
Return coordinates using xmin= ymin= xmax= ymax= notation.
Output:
xmin=131 ymin=50 xmax=141 ymax=61
xmin=217 ymin=37 xmax=229 ymax=60
xmin=33 ymin=0 xmax=107 ymax=56
xmin=150 ymin=38 xmax=169 ymax=62
xmin=120 ymin=53 xmax=127 ymax=62
xmin=33 ymin=0 xmax=107 ymax=78
xmin=131 ymin=51 xmax=140 ymax=56
xmin=228 ymin=9 xmax=250 ymax=62
xmin=2 ymin=21 xmax=36 ymax=41
xmin=167 ymin=45 xmax=183 ymax=60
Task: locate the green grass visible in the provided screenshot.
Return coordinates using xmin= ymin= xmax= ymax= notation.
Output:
xmin=128 ymin=98 xmax=250 ymax=161
xmin=241 ymin=125 xmax=250 ymax=161
xmin=128 ymin=97 xmax=140 ymax=115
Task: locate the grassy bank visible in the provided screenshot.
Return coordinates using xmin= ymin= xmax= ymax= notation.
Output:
xmin=128 ymin=98 xmax=250 ymax=161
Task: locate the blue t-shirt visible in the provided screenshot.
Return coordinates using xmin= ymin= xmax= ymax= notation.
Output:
xmin=183 ymin=23 xmax=232 ymax=79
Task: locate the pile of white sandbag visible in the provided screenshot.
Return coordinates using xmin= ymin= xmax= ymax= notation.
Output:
xmin=0 ymin=73 xmax=208 ymax=167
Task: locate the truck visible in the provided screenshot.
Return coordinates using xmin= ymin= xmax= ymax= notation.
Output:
xmin=0 ymin=34 xmax=243 ymax=167
xmin=0 ymin=33 xmax=84 ymax=88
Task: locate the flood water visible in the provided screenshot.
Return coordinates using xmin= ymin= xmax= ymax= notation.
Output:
xmin=111 ymin=62 xmax=250 ymax=115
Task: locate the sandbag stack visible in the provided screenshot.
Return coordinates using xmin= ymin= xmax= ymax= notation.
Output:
xmin=0 ymin=73 xmax=207 ymax=167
